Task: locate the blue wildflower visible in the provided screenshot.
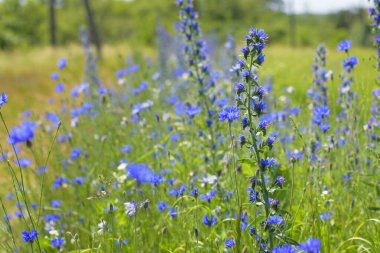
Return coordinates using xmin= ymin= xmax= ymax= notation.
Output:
xmin=0 ymin=92 xmax=8 ymax=107
xmin=249 ymin=190 xmax=259 ymax=202
xmin=157 ymin=201 xmax=169 ymax=212
xmin=16 ymin=158 xmax=32 ymax=168
xmin=57 ymin=58 xmax=67 ymax=69
xmin=8 ymin=121 xmax=37 ymax=145
xmin=44 ymin=214 xmax=61 ymax=222
xmin=275 ymin=176 xmax=285 ymax=185
xmin=225 ymin=238 xmax=236 ymax=248
xmin=127 ymin=163 xmax=159 ymax=184
xmin=342 ymin=56 xmax=358 ymax=71
xmin=121 ymin=145 xmax=132 ymax=153
xmin=21 ymin=229 xmax=38 ymax=243
xmin=260 ymin=157 xmax=276 ymax=168
xmin=218 ymin=106 xmax=240 ymax=123
xmin=185 ymin=105 xmax=201 ymax=117
xmin=45 ymin=112 xmax=60 ymax=126
xmin=273 ymin=244 xmax=296 ymax=253
xmin=170 ymin=208 xmax=178 ymax=218
xmin=202 ymin=214 xmax=218 ymax=226
xmin=72 ymin=177 xmax=85 ymax=185
xmin=70 ymin=147 xmax=82 ymax=160
xmin=52 ymin=177 xmax=68 ymax=188
xmin=319 ymin=211 xmax=332 ymax=221
xmin=298 ymin=238 xmax=322 ymax=253
xmin=337 ymin=40 xmax=352 ymax=52
xmin=50 ymin=200 xmax=62 ymax=207
xmin=267 ymin=215 xmax=284 ymax=226
xmin=200 ymin=190 xmax=216 ymax=202
xmin=51 ymin=237 xmax=65 ymax=248
xmin=50 ymin=72 xmax=59 ymax=80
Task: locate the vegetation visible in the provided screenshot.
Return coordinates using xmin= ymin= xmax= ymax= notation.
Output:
xmin=0 ymin=0 xmax=379 ymax=252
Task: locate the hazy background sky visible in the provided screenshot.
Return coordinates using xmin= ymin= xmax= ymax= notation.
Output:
xmin=283 ymin=0 xmax=372 ymax=14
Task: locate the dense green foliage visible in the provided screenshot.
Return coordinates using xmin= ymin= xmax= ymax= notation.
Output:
xmin=0 ymin=0 xmax=373 ymax=49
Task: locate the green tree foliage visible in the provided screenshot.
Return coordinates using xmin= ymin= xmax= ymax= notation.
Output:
xmin=0 ymin=0 xmax=372 ymax=50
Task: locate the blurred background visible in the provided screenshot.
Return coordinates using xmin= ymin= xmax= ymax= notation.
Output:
xmin=0 ymin=0 xmax=372 ymax=50
xmin=0 ymin=0 xmax=375 ymax=120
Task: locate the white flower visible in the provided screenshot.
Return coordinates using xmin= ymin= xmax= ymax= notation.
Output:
xmin=286 ymin=86 xmax=295 ymax=94
xmin=97 ymin=220 xmax=107 ymax=235
xmin=199 ymin=175 xmax=218 ymax=186
xmin=124 ymin=202 xmax=136 ymax=216
xmin=117 ymin=174 xmax=127 ymax=183
xmin=118 ymin=78 xmax=126 ymax=86
xmin=117 ymin=163 xmax=128 ymax=171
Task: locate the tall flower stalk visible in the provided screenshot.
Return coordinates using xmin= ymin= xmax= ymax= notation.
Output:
xmin=232 ymin=27 xmax=294 ymax=251
xmin=176 ymin=0 xmax=219 ymax=170
xmin=367 ymin=1 xmax=380 ymax=165
xmin=307 ymin=44 xmax=332 ymax=167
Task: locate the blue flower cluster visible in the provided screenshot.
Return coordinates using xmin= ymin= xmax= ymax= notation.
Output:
xmin=231 ymin=27 xmax=292 ymax=250
xmin=0 ymin=92 xmax=8 ymax=107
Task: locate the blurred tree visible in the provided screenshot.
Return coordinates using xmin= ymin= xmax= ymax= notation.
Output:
xmin=49 ymin=0 xmax=57 ymax=46
xmin=83 ymin=0 xmax=101 ymax=56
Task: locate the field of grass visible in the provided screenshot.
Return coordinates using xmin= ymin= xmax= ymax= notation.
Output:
xmin=0 ymin=14 xmax=379 ymax=252
xmin=0 ymin=44 xmax=375 ymax=117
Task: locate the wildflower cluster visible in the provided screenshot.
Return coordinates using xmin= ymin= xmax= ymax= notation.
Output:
xmin=367 ymin=0 xmax=380 ymax=159
xmin=176 ymin=0 xmax=220 ymax=170
xmin=232 ymin=27 xmax=293 ymax=250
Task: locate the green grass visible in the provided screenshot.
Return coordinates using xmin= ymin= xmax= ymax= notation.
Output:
xmin=0 ymin=43 xmax=379 ymax=252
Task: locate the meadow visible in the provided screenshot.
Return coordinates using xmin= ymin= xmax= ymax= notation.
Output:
xmin=0 ymin=1 xmax=379 ymax=252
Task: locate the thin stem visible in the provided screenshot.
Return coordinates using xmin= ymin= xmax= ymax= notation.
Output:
xmin=228 ymin=123 xmax=241 ymax=253
xmin=37 ymin=122 xmax=61 ymax=226
xmin=0 ymin=112 xmax=42 ymax=252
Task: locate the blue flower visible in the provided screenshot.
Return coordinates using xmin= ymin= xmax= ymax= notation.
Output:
xmin=200 ymin=190 xmax=216 ymax=202
xmin=0 ymin=92 xmax=8 ymax=107
xmin=157 ymin=201 xmax=169 ymax=211
xmin=72 ymin=177 xmax=85 ymax=185
xmin=50 ymin=200 xmax=62 ymax=207
xmin=286 ymin=150 xmax=303 ymax=161
xmin=50 ymin=72 xmax=59 ymax=81
xmin=298 ymin=238 xmax=322 ymax=253
xmin=258 ymin=119 xmax=270 ymax=130
xmin=273 ymin=244 xmax=296 ymax=253
xmin=8 ymin=121 xmax=37 ymax=145
xmin=57 ymin=58 xmax=67 ymax=69
xmin=235 ymin=83 xmax=245 ymax=92
xmin=312 ymin=105 xmax=329 ymax=119
xmin=260 ymin=157 xmax=276 ymax=168
xmin=337 ymin=40 xmax=352 ymax=52
xmin=44 ymin=214 xmax=61 ymax=222
xmin=275 ymin=176 xmax=285 ymax=185
xmin=121 ymin=145 xmax=132 ymax=153
xmin=127 ymin=163 xmax=159 ymax=184
xmin=170 ymin=208 xmax=178 ymax=218
xmin=218 ymin=106 xmax=240 ymax=123
xmin=70 ymin=147 xmax=82 ymax=160
xmin=52 ymin=177 xmax=68 ymax=188
xmin=45 ymin=112 xmax=60 ymax=126
xmin=3 ymin=214 xmax=12 ymax=220
xmin=16 ymin=158 xmax=32 ymax=168
xmin=342 ymin=56 xmax=358 ymax=71
xmin=215 ymin=97 xmax=229 ymax=107
xmin=267 ymin=215 xmax=284 ymax=226
xmin=249 ymin=190 xmax=259 ymax=202
xmin=225 ymin=238 xmax=236 ymax=248
xmin=249 ymin=28 xmax=268 ymax=41
xmin=185 ymin=105 xmax=201 ymax=117
xmin=51 ymin=237 xmax=65 ymax=248
xmin=202 ymin=214 xmax=218 ymax=226
xmin=21 ymin=229 xmax=38 ymax=243
xmin=319 ymin=211 xmax=332 ymax=220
